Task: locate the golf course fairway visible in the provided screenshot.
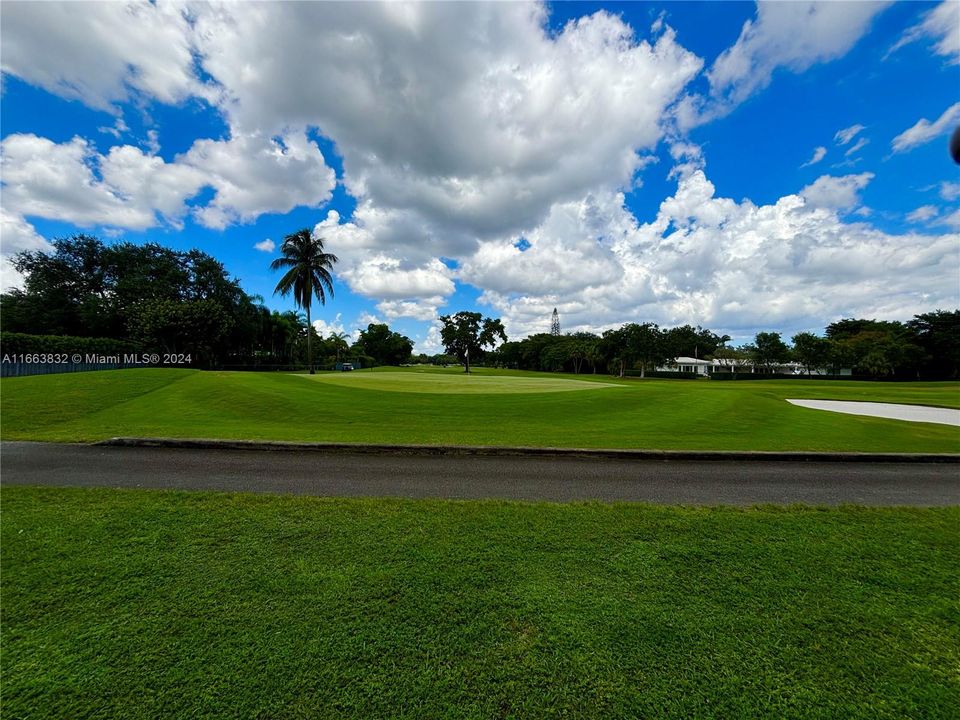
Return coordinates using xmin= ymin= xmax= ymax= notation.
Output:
xmin=2 ymin=367 xmax=958 ymax=452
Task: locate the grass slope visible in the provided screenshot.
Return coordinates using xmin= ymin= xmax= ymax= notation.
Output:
xmin=3 ymin=487 xmax=958 ymax=719
xmin=1 ymin=367 xmax=958 ymax=451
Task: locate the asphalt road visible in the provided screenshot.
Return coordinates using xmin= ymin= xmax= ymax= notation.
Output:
xmin=2 ymin=441 xmax=958 ymax=505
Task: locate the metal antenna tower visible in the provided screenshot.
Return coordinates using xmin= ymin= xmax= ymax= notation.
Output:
xmin=550 ymin=308 xmax=560 ymax=336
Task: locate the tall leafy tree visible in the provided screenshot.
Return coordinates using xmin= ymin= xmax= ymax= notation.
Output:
xmin=826 ymin=318 xmax=926 ymax=378
xmin=630 ymin=323 xmax=667 ymax=378
xmin=354 ymin=323 xmax=413 ymax=366
xmin=907 ymin=310 xmax=960 ymax=379
xmin=791 ymin=332 xmax=832 ymax=376
xmin=599 ymin=326 xmax=634 ymax=378
xmin=601 ymin=323 xmax=667 ymax=378
xmin=270 ymin=229 xmax=338 ymax=374
xmin=565 ymin=332 xmax=599 ymax=374
xmin=662 ymin=325 xmax=725 ymax=360
xmin=752 ymin=332 xmax=792 ymax=372
xmin=439 ymin=311 xmax=506 ymax=373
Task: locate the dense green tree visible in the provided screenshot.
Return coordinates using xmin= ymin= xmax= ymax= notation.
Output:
xmin=539 ymin=343 xmax=568 ymax=372
xmin=127 ymin=299 xmax=234 ymax=366
xmin=492 ymin=341 xmax=523 ymax=369
xmin=2 ymin=235 xmax=254 ymax=362
xmin=752 ymin=332 xmax=792 ymax=371
xmin=599 ymin=326 xmax=632 ymax=378
xmin=565 ymin=332 xmax=600 ymax=374
xmin=439 ymin=312 xmax=506 ymax=373
xmin=790 ymin=332 xmax=832 ymax=375
xmin=517 ymin=333 xmax=558 ymax=371
xmin=602 ymin=323 xmax=667 ymax=378
xmin=662 ymin=325 xmax=727 ymax=360
xmin=630 ymin=323 xmax=668 ymax=377
xmin=907 ymin=310 xmax=960 ymax=379
xmin=353 ymin=323 xmax=413 ymax=366
xmin=826 ymin=318 xmax=925 ymax=377
xmin=270 ymin=229 xmax=338 ymax=374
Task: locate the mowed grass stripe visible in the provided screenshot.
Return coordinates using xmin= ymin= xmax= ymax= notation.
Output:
xmin=2 ymin=487 xmax=958 ymax=719
xmin=1 ymin=369 xmax=958 ymax=452
xmin=0 ymin=368 xmax=191 ymax=436
xmin=302 ymin=371 xmax=623 ymax=393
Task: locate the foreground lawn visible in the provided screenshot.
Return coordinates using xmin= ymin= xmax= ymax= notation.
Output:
xmin=2 ymin=487 xmax=957 ymax=718
xmin=1 ymin=368 xmax=958 ymax=452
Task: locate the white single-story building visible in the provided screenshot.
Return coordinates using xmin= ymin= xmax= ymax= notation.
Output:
xmin=657 ymin=357 xmax=852 ymax=376
xmin=657 ymin=356 xmax=713 ymax=375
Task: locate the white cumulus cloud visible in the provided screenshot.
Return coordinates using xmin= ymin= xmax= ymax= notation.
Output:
xmin=312 ymin=313 xmax=347 ymax=339
xmin=341 ymin=256 xmax=455 ymax=301
xmin=193 ymin=2 xmax=702 ymax=249
xmin=473 ymin=162 xmax=957 ymax=342
xmin=0 ymin=210 xmax=53 ymax=292
xmin=1 ymin=134 xmax=191 ymax=230
xmin=799 ymin=173 xmax=874 ymax=211
xmin=1 ymin=131 xmax=335 ymax=232
xmin=704 ymin=2 xmax=890 ymax=114
xmin=377 ymin=297 xmax=447 ymax=322
xmin=186 ymin=132 xmax=336 ymax=229
xmin=906 ymin=205 xmax=939 ymax=223
xmin=0 ymin=0 xmax=203 ymax=110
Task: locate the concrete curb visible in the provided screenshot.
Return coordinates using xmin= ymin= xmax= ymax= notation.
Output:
xmin=93 ymin=437 xmax=960 ymax=463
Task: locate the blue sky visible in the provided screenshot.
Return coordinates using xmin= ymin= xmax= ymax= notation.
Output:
xmin=1 ymin=1 xmax=958 ymax=351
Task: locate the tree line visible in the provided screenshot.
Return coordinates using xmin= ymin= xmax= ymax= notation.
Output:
xmin=2 ymin=233 xmax=957 ymax=379
xmin=485 ymin=316 xmax=959 ymax=380
xmin=0 ymin=234 xmax=416 ymax=370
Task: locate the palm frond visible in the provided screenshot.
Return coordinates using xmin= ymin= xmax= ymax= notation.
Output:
xmin=273 ymin=266 xmax=301 ymax=297
xmin=270 ymin=257 xmax=298 ymax=271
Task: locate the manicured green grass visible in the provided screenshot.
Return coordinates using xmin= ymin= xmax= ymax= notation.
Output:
xmin=1 ymin=367 xmax=958 ymax=451
xmin=2 ymin=487 xmax=957 ymax=719
xmin=304 ymin=370 xmax=622 ymax=393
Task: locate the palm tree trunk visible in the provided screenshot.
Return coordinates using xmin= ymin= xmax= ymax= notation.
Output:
xmin=307 ymin=304 xmax=314 ymax=374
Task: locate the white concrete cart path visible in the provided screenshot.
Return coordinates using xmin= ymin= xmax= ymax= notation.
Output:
xmin=787 ymin=399 xmax=960 ymax=427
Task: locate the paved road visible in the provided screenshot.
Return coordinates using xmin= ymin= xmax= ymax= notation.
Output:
xmin=2 ymin=442 xmax=958 ymax=505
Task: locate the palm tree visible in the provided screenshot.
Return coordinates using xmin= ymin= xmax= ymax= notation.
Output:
xmin=329 ymin=331 xmax=350 ymax=363
xmin=270 ymin=229 xmax=338 ymax=374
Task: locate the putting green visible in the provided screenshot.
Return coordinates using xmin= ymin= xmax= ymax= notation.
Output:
xmin=302 ymin=371 xmax=623 ymax=394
